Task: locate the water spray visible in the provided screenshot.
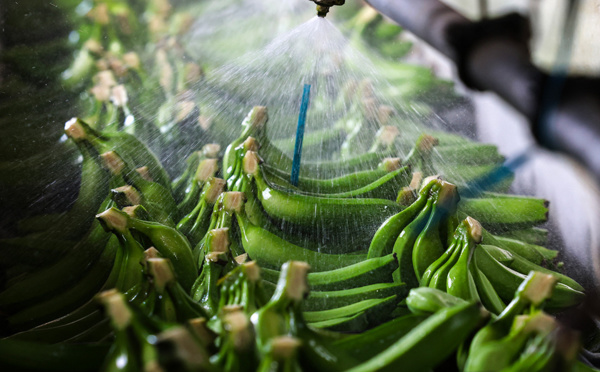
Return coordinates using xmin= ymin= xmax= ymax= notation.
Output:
xmin=308 ymin=0 xmax=345 ymax=17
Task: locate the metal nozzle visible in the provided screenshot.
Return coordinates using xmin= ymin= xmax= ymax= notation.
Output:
xmin=309 ymin=0 xmax=345 ymax=18
xmin=316 ymin=5 xmax=329 ymax=17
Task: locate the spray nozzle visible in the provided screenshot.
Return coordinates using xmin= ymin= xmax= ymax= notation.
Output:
xmin=309 ymin=0 xmax=345 ymax=18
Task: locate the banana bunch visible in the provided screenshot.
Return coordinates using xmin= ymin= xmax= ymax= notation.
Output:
xmin=222 ymin=108 xmax=584 ymax=316
xmin=0 ymin=112 xmax=192 ymax=336
xmin=96 ymin=289 xmax=213 ymax=372
xmin=1 ymin=0 xmax=599 ymax=371
xmin=0 ymin=0 xmax=170 ymax=235
xmin=0 ymin=0 xmax=87 ymax=224
xmin=460 ymin=271 xmax=584 ymax=372
xmin=0 ymin=103 xmax=597 ymax=371
xmin=54 ymin=0 xmax=205 ymax=177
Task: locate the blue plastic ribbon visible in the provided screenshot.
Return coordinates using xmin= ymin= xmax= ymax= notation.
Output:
xmin=462 ymin=150 xmax=532 ymax=198
xmin=291 ymin=84 xmax=311 ymax=186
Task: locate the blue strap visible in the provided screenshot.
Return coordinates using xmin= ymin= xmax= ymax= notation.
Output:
xmin=462 ymin=150 xmax=532 ymax=198
xmin=291 ymin=84 xmax=311 ymax=186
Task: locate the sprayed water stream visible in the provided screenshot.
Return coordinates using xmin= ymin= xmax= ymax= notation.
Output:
xmin=191 ymin=16 xmax=434 ymax=164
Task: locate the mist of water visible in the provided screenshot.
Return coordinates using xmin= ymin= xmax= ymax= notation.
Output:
xmin=190 ymin=15 xmax=434 ymax=168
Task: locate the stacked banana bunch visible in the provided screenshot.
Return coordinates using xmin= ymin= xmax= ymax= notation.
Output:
xmin=0 ymin=104 xmax=595 ymax=371
xmin=1 ymin=0 xmax=599 ymax=371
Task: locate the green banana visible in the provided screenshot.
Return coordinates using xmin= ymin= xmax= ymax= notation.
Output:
xmin=64 ymin=317 xmax=114 ymax=344
xmin=65 ymin=117 xmax=171 ymax=191
xmin=272 ymin=125 xmax=344 ymax=154
xmin=172 ymin=150 xmax=202 ymax=202
xmin=333 ymin=313 xmax=429 ymax=362
xmin=260 ymin=253 xmax=397 ymax=291
xmin=252 ymin=261 xmax=311 ymax=351
xmin=97 ymin=289 xmax=167 ymax=372
xmin=474 ymin=248 xmax=584 ymax=310
xmin=6 ymin=3 xmax=595 ymax=370
xmin=146 ymin=258 xmax=208 ymax=322
xmin=191 ymin=228 xmax=235 ymax=317
xmin=101 ymin=327 xmax=141 ymax=372
xmin=176 ymin=177 xmax=225 ymax=247
xmin=5 ymin=240 xmax=119 ymax=342
xmin=499 ymin=227 xmax=549 ymax=246
xmin=243 ymin=150 xmax=402 ymax=242
xmin=3 ymin=153 xmax=112 ymax=269
xmin=4 ymin=235 xmax=121 ymax=332
xmin=482 ymin=244 xmax=582 ymax=291
xmin=256 ymin=336 xmax=303 ymax=372
xmin=252 ymin=261 xmax=358 ymax=371
xmin=0 ymin=219 xmax=112 ymax=314
xmin=470 ymin=261 xmax=506 ymax=315
xmin=97 ymin=207 xmax=196 ymax=292
xmin=412 ymin=181 xmax=459 ymax=280
xmin=488 ymin=232 xmax=557 ymax=263
xmin=7 ymin=309 xmax=107 ymax=343
xmin=177 ymin=158 xmax=219 ymax=217
xmin=193 ymin=192 xmax=246 ymax=263
xmin=12 ymin=241 xmax=120 ymax=334
xmin=217 ymin=261 xmax=270 ymax=315
xmin=263 ymin=157 xmax=401 ymax=195
xmin=405 ymin=287 xmax=468 ymax=315
xmin=427 ymin=239 xmax=463 ymax=291
xmin=420 ymin=218 xmax=476 ymax=288
xmin=440 ymin=164 xmax=512 ymax=189
xmin=443 ymin=217 xmax=482 ymax=302
xmin=502 ymin=327 xmax=579 ymax=372
xmin=235 ymin=209 xmax=367 ymax=272
xmin=274 ymin=131 xmax=440 ymax=180
xmin=237 ymin=180 xmax=370 ymax=254
xmin=16 ymin=136 xmax=110 ymax=239
xmin=346 ymin=301 xmax=488 ymax=372
xmin=482 ymin=229 xmax=555 ymax=266
xmin=308 ymin=254 xmax=397 ymax=290
xmin=431 ymin=143 xmax=504 ymax=165
xmin=367 ymin=179 xmax=437 ymax=258
xmin=111 ymin=151 xmax=179 ymax=226
xmin=304 ymin=283 xmax=406 ymax=311
xmin=392 ymin=190 xmax=436 ymax=288
xmin=268 ymin=164 xmax=411 ymax=200
xmin=465 ymin=311 xmax=559 ymax=372
xmin=446 ymin=236 xmax=480 ymax=302
xmin=154 ymin=326 xmax=214 ymax=372
xmin=308 ymin=312 xmax=369 ymax=333
xmin=223 ymin=106 xmax=268 ymax=181
xmin=172 ymin=143 xmax=220 ymax=202
xmin=305 ymin=295 xmax=398 ymax=332
xmin=459 ymin=196 xmax=549 ymax=231
xmin=262 ymin=136 xmax=390 ymax=179
xmin=176 ymin=180 xmax=212 ymax=237
xmin=464 ymin=271 xmax=560 ymax=371
xmin=114 ymin=230 xmax=147 ymax=295
xmin=211 ymin=309 xmax=259 ymax=372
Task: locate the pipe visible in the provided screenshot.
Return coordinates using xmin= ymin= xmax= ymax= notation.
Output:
xmin=365 ymin=0 xmax=600 ymax=184
xmin=542 ymin=78 xmax=600 ymax=180
xmin=364 ymin=0 xmax=541 ymax=119
xmin=363 ymin=0 xmax=468 ymax=60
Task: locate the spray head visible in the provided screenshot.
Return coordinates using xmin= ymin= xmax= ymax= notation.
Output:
xmin=309 ymin=0 xmax=345 ymax=18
